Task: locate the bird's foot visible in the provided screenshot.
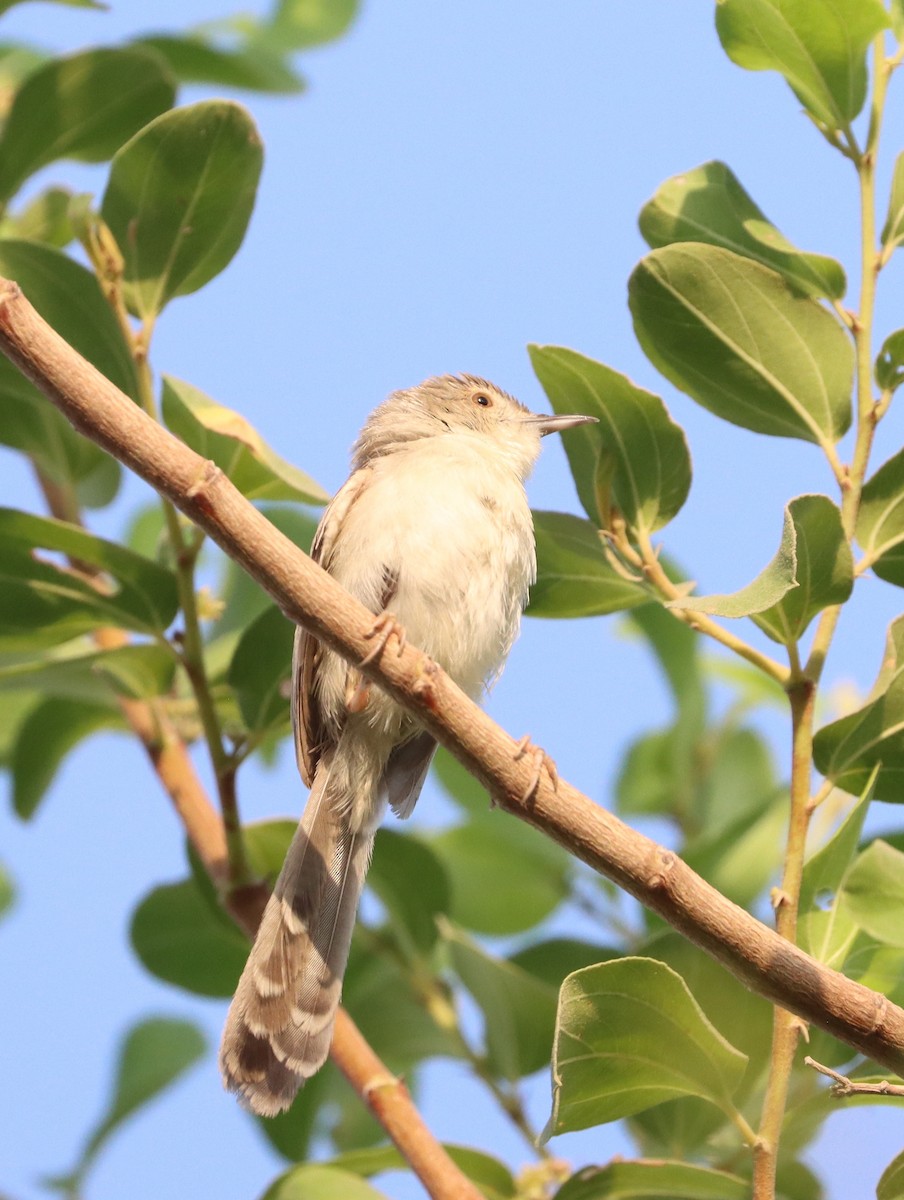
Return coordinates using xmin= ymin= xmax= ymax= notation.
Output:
xmin=361 ymin=611 xmax=407 ymax=666
xmin=513 ymin=734 xmax=558 ymax=803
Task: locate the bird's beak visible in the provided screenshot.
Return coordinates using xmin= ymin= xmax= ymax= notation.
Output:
xmin=521 ymin=412 xmax=599 ymax=437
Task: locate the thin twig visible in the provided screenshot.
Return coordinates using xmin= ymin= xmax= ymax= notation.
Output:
xmin=804 ymin=1056 xmax=904 ymax=1098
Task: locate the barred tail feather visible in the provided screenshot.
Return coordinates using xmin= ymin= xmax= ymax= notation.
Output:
xmin=219 ymin=756 xmax=373 ymax=1116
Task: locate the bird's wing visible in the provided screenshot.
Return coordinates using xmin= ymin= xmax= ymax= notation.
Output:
xmin=292 ymin=468 xmax=372 ymax=786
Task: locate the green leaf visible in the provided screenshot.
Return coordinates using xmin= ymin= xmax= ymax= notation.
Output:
xmin=510 ymin=939 xmax=620 ymax=989
xmin=130 ymin=878 xmax=248 ymax=997
xmin=0 ymin=0 xmax=103 ymax=11
xmin=369 ymin=829 xmax=450 ymax=956
xmin=554 ymin=1159 xmax=749 ymax=1200
xmin=0 ymin=508 xmax=179 ymax=647
xmin=441 ymin=919 xmax=558 ymax=1080
xmin=813 ymin=617 xmax=904 ymax=801
xmin=892 ymin=0 xmax=904 ymax=39
xmin=684 ymin=793 xmax=786 ymax=908
xmin=857 ymin=446 xmax=904 ymax=584
xmin=431 ymin=812 xmax=571 ymax=935
xmin=883 ymin=153 xmax=904 ymax=253
xmin=669 ymin=501 xmax=797 ymax=618
xmin=527 ymin=511 xmax=648 ymax=618
xmin=326 ymin=1145 xmax=515 ymax=1200
xmin=545 ymin=958 xmax=747 ymax=1137
xmin=51 ymin=1018 xmax=205 ymax=1194
xmin=0 ymin=238 xmax=143 ymax=506
xmin=264 ymin=0 xmax=360 ymax=50
xmin=261 ymin=1165 xmax=388 ymax=1200
xmin=227 ymin=605 xmax=294 ymax=736
xmin=640 ymin=160 xmax=845 ymax=300
xmin=842 ymin=840 xmax=904 ymax=947
xmin=0 ymin=861 xmax=15 ymax=918
xmin=133 ymin=35 xmax=304 ymax=94
xmin=162 ymin=376 xmax=328 ymax=504
xmin=529 ymin=345 xmax=691 ymax=535
xmin=0 ymin=642 xmax=175 ymax=703
xmin=878 ymin=1148 xmax=904 ymax=1200
xmin=629 ymin=244 xmax=853 ymax=445
xmin=12 ymin=697 xmax=121 ymax=819
xmin=799 ymin=770 xmax=874 ymax=930
xmin=0 ymin=185 xmax=75 ymax=248
xmin=101 ymin=100 xmax=263 ymax=319
xmin=715 ymin=0 xmax=888 ymax=129
xmin=432 ymin=744 xmax=490 ymax=813
xmin=876 ymin=329 xmax=904 ymax=394
xmin=0 ymin=47 xmax=175 ymax=201
xmin=754 ymin=494 xmax=852 ymax=643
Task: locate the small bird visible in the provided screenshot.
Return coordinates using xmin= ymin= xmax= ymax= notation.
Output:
xmin=219 ymin=374 xmax=596 ymax=1115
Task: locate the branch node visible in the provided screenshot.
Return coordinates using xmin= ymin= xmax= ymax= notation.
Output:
xmin=185 ymin=458 xmax=223 ymax=502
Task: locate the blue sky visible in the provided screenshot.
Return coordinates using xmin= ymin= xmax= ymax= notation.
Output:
xmin=2 ymin=3 xmax=904 ymax=1199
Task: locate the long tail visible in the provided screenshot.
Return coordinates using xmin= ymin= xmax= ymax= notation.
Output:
xmin=218 ymin=754 xmax=375 ymax=1116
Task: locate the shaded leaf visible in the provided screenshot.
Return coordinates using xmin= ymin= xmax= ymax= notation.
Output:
xmin=529 ymin=345 xmax=691 ymax=535
xmin=441 ymin=919 xmax=558 ymax=1080
xmin=883 ymin=153 xmax=904 ymax=253
xmin=627 ymin=597 xmax=705 ymax=726
xmin=842 ymin=840 xmax=904 ymax=947
xmin=799 ymin=770 xmax=875 ymax=930
xmin=264 ymin=0 xmax=360 ymax=50
xmin=554 ymin=1159 xmax=748 ymax=1200
xmin=640 ymin=160 xmax=845 ymax=299
xmin=510 ymin=939 xmax=620 ymax=989
xmin=857 ymin=446 xmax=904 ymax=585
xmin=162 ymin=376 xmax=327 ymax=504
xmin=878 ymin=1148 xmax=904 ymax=1200
xmin=130 ymin=878 xmax=248 ymax=996
xmin=684 ymin=793 xmax=786 ymax=907
xmin=876 ymin=329 xmax=904 ymax=394
xmin=545 ymin=958 xmax=747 ymax=1137
xmin=227 ymin=604 xmax=294 ymax=735
xmin=327 ymin=1145 xmax=515 ymax=1200
xmin=528 ymin=511 xmax=648 ymax=618
xmin=261 ymin=1165 xmax=387 ymax=1200
xmin=432 ymin=744 xmax=490 ymax=814
xmin=0 ymin=508 xmax=179 ymax=647
xmin=754 ymin=494 xmax=852 ymax=643
xmin=0 ymin=185 xmax=74 ymax=247
xmin=102 ymin=100 xmax=263 ymax=319
xmin=0 ymin=47 xmax=175 ymax=200
xmin=629 ymin=244 xmax=852 ymax=445
xmin=369 ymin=829 xmax=450 ymax=956
xmin=0 ymin=861 xmax=15 ymax=918
xmin=669 ymin=501 xmax=797 ymax=618
xmin=133 ymin=34 xmax=304 ymax=94
xmin=49 ymin=1018 xmax=205 ymax=1194
xmin=12 ymin=697 xmax=121 ymax=819
xmin=430 ymin=812 xmax=570 ymax=935
xmin=0 ymin=642 xmax=175 ymax=703
xmin=715 ymin=0 xmax=888 ymax=129
xmin=813 ymin=617 xmax=904 ymax=802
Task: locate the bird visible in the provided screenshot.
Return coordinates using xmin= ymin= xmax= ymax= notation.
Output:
xmin=219 ymin=374 xmax=596 ymax=1115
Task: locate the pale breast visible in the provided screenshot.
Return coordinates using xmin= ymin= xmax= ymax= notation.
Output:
xmin=328 ymin=436 xmax=536 ymax=698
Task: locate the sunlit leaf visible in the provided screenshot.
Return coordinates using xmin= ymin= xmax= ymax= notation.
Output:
xmin=545 ymin=958 xmax=747 ymax=1137
xmin=369 ymin=829 xmax=450 ymax=956
xmin=0 ymin=47 xmax=175 ymax=200
xmin=0 ymin=861 xmax=15 ymax=918
xmin=876 ymin=329 xmax=904 ymax=395
xmin=264 ymin=0 xmax=359 ymax=50
xmin=0 ymin=185 xmax=74 ymax=247
xmin=878 ymin=1148 xmax=904 ymax=1200
xmin=261 ymin=1165 xmax=387 ymax=1200
xmin=842 ymin=840 xmax=904 ymax=947
xmin=813 ymin=617 xmax=904 ymax=802
xmin=630 ymin=244 xmax=852 ymax=446
xmin=162 ymin=376 xmax=328 ymax=504
xmin=326 ymin=1145 xmax=515 ymax=1200
xmin=102 ymin=100 xmax=263 ymax=319
xmin=640 ymin=160 xmax=845 ymax=299
xmin=754 ymin=495 xmax=852 ymax=643
xmin=554 ymin=1159 xmax=748 ymax=1200
xmin=529 ymin=345 xmax=691 ymax=535
xmin=857 ymin=446 xmax=904 ymax=585
xmin=669 ymin=501 xmax=797 ymax=618
xmin=715 ymin=0 xmax=888 ymax=129
xmin=883 ymin=153 xmax=904 ymax=253
xmin=528 ymin=512 xmax=648 ymax=618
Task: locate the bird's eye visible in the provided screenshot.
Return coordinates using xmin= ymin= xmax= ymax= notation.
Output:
xmin=474 ymin=393 xmax=492 ymax=407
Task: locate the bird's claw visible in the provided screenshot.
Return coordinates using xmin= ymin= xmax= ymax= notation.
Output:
xmin=513 ymin=734 xmax=558 ymax=803
xmin=360 ymin=612 xmax=407 ymax=666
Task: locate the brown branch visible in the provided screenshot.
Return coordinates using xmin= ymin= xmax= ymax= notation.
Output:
xmin=3 ymin=277 xmax=904 ymax=1082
